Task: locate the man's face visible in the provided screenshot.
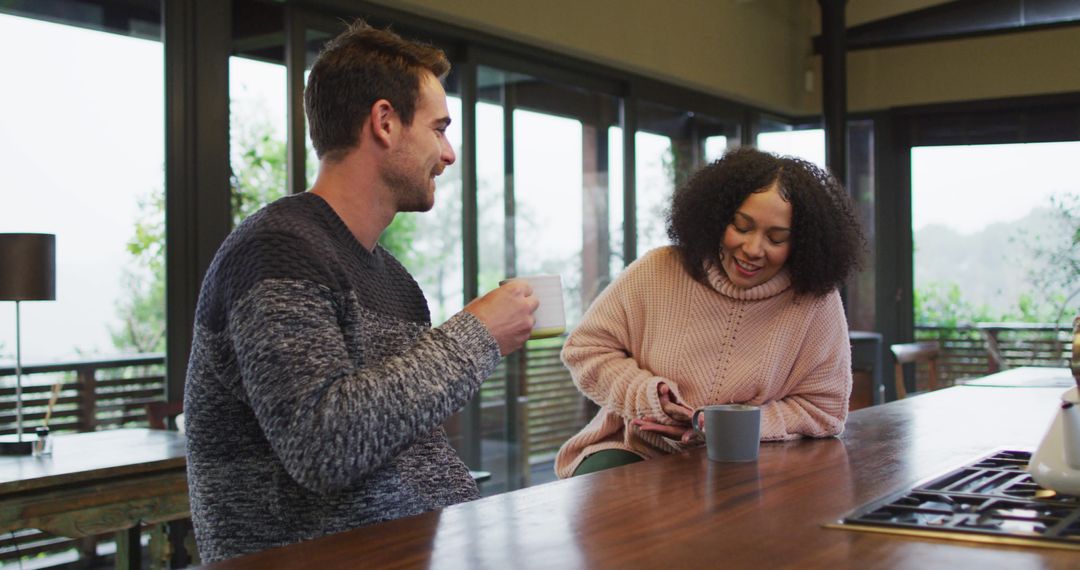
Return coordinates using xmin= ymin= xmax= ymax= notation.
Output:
xmin=382 ymin=71 xmax=456 ymax=212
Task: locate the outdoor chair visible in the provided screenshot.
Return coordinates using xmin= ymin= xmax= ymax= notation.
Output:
xmin=145 ymin=401 xmax=184 ymax=431
xmin=891 ymin=341 xmax=941 ymax=399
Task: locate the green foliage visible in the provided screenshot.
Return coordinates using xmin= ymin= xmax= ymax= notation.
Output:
xmin=1014 ymin=291 xmax=1069 ymax=323
xmin=915 ymin=282 xmax=1071 ymax=328
xmin=112 ymin=111 xmax=419 ymax=354
xmin=914 ymin=281 xmax=999 ymax=327
xmin=230 ymin=121 xmax=288 ymax=227
xmin=917 ymin=192 xmax=1080 ymax=329
xmin=661 ymin=138 xmax=696 ymax=190
xmin=112 ymin=114 xmax=291 ymax=353
xmin=1029 ymin=193 xmax=1080 ymax=302
xmin=379 ymin=213 xmax=418 ymax=264
xmin=111 ymin=189 xmax=166 ymax=353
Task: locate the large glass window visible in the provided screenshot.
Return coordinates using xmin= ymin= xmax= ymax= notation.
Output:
xmin=229 ymin=56 xmax=288 ymax=225
xmin=755 ymin=121 xmax=826 ymax=169
xmin=0 ymin=6 xmax=167 ymax=566
xmin=912 ymin=141 xmax=1080 ymax=380
xmin=229 ymin=5 xmax=328 ymax=224
xmin=912 ymin=142 xmax=1080 ymax=320
xmin=0 ymin=13 xmax=164 ymax=362
xmin=634 ymin=128 xmax=677 ymax=255
xmin=635 ymin=102 xmax=741 ymax=256
xmin=476 ymin=66 xmax=621 ymax=492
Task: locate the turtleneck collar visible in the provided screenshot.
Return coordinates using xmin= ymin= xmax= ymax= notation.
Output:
xmin=704 ymin=258 xmax=792 ymax=301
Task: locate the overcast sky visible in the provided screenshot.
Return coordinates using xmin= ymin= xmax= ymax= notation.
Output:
xmin=0 ymin=14 xmax=284 ymax=364
xmin=913 ymin=142 xmax=1080 ymax=235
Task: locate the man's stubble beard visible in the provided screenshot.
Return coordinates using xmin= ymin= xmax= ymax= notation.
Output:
xmin=382 ymin=144 xmax=436 ymax=213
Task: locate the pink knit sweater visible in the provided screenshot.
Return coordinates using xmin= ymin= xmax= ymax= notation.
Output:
xmin=554 ymin=246 xmax=851 ymax=478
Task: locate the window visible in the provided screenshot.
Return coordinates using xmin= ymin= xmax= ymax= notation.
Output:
xmin=0 ymin=12 xmax=164 ymax=362
xmin=912 ymin=141 xmax=1080 ymax=327
xmin=476 ymin=65 xmax=621 ymax=491
xmin=635 ymin=101 xmax=741 ymax=256
xmin=229 ymin=56 xmax=288 ymax=226
xmin=756 ymin=126 xmax=826 ymax=169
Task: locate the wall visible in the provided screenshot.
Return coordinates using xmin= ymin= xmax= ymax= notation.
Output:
xmin=366 ymin=0 xmax=1080 ymax=116
xmin=365 ymin=0 xmax=816 ymax=116
xmin=846 ymin=0 xmax=950 ymax=27
xmin=846 ymin=25 xmax=1080 ymax=112
xmin=793 ymin=1 xmax=1080 ymax=114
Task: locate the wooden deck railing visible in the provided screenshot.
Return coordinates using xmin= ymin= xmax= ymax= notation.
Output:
xmin=0 ymin=354 xmax=167 ymax=567
xmin=0 ymin=354 xmax=166 ymax=437
xmin=479 ymin=340 xmax=587 ymax=464
xmin=0 ymin=345 xmax=585 ymax=466
xmin=914 ymin=323 xmax=1072 ymax=387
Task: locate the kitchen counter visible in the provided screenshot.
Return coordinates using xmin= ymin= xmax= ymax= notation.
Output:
xmin=202 ymin=385 xmax=1075 ymax=569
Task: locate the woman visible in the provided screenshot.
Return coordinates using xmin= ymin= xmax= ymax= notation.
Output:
xmin=555 ymin=147 xmax=865 ymax=478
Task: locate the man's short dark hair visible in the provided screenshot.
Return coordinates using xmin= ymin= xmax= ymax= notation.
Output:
xmin=304 ymin=20 xmax=451 ymax=162
xmin=667 ymin=146 xmax=865 ymax=297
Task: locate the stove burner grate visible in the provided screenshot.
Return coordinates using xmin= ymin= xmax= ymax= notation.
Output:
xmin=829 ymin=450 xmax=1080 ymax=550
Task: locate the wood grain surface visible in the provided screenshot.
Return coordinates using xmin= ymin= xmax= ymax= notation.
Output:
xmin=0 ymin=428 xmax=189 ymax=540
xmin=200 ymin=386 xmax=1079 ymax=569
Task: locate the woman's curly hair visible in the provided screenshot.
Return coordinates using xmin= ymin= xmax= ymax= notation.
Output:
xmin=666 ymin=146 xmax=865 ymax=297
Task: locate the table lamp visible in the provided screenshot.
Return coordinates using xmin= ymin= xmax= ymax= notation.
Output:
xmin=0 ymin=234 xmax=55 ymax=455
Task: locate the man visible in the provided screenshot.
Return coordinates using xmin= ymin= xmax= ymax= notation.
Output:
xmin=184 ymin=21 xmax=538 ymax=562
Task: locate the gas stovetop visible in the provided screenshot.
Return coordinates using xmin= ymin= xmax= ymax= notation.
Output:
xmin=828 ymin=450 xmax=1080 ymax=550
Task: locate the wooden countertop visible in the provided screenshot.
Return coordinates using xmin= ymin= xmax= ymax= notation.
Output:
xmin=203 ymin=386 xmax=1075 ymax=569
xmin=0 ymin=428 xmax=186 ymax=494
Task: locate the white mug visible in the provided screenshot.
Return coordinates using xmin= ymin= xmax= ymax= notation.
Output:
xmin=499 ymin=275 xmax=565 ymax=339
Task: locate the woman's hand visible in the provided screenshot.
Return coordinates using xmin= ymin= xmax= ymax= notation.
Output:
xmin=657 ymin=383 xmax=694 ymax=422
xmin=631 ymin=383 xmax=702 ymax=444
xmin=631 ymin=416 xmax=699 ymax=444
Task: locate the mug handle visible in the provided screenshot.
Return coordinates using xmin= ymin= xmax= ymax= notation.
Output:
xmin=692 ymin=408 xmax=706 ymax=438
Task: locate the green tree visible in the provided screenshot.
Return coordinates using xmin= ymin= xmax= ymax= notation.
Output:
xmin=380 ymin=213 xmax=420 ymax=268
xmin=918 ymin=192 xmax=1080 ymax=330
xmin=111 ymin=189 xmax=166 ymax=353
xmin=1005 ymin=192 xmax=1080 ymax=324
xmin=113 ymin=114 xmax=419 ymax=353
xmin=914 ymin=281 xmax=1000 ymax=327
xmin=1029 ymin=193 xmax=1080 ymax=320
xmin=230 ymin=118 xmax=288 ymax=227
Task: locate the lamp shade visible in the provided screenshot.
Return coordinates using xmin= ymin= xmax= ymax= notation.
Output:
xmin=0 ymin=233 xmax=55 ymax=301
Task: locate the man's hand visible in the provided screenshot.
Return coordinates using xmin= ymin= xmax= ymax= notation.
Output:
xmin=464 ymin=281 xmax=539 ymax=356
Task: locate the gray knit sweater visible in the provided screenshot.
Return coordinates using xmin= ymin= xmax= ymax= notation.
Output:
xmin=184 ymin=192 xmax=500 ymax=562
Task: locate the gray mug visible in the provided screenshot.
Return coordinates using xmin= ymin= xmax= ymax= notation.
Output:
xmin=691 ymin=404 xmax=762 ymax=462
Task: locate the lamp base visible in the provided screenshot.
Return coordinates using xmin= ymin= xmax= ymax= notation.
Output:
xmin=0 ymin=435 xmax=34 ymax=456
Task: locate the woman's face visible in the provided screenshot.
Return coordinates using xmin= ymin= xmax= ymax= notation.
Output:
xmin=720 ymin=182 xmax=792 ymax=289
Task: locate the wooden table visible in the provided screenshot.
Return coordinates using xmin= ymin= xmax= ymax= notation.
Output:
xmin=0 ymin=428 xmax=189 ymax=569
xmin=960 ymin=366 xmax=1074 ymax=388
xmin=201 ymin=385 xmax=1077 ymax=569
